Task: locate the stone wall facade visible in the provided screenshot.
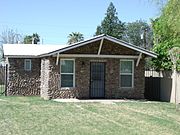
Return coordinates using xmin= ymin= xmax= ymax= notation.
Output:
xmin=62 ymin=39 xmax=137 ymax=55
xmin=7 ymin=58 xmax=41 ymax=96
xmin=41 ymin=57 xmax=144 ymax=99
xmin=40 ymin=40 xmax=145 ymax=99
xmin=7 ymin=39 xmax=145 ymax=99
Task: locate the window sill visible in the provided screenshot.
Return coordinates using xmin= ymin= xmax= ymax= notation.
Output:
xmin=119 ymin=87 xmax=134 ymax=90
xmin=24 ymin=70 xmax=32 ymax=71
xmin=60 ymin=87 xmax=76 ymax=91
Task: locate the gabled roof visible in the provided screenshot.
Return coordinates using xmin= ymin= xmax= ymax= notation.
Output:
xmin=3 ymin=44 xmax=66 ymax=58
xmin=39 ymin=34 xmax=157 ymax=58
xmin=3 ymin=35 xmax=157 ymax=58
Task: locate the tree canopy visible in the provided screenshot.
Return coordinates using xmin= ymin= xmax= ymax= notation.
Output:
xmin=123 ymin=20 xmax=153 ymax=49
xmin=152 ymin=0 xmax=180 ymax=71
xmin=24 ymin=33 xmax=40 ymax=44
xmin=95 ymin=2 xmax=125 ymax=39
xmin=67 ymin=32 xmax=84 ymax=45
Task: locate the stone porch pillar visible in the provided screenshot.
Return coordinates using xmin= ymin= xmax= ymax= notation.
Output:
xmin=40 ymin=58 xmax=50 ymax=100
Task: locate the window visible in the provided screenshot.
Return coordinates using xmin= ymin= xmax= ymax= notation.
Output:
xmin=60 ymin=59 xmax=75 ymax=87
xmin=24 ymin=59 xmax=32 ymax=71
xmin=120 ymin=60 xmax=134 ymax=88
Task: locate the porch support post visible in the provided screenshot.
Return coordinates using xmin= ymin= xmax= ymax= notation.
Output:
xmin=5 ymin=57 xmax=9 ymax=66
xmin=136 ymin=53 xmax=142 ymax=67
xmin=98 ymin=38 xmax=104 ymax=55
xmin=56 ymin=53 xmax=59 ymax=65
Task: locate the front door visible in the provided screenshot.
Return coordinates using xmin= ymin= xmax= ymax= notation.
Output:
xmin=90 ymin=62 xmax=105 ymax=98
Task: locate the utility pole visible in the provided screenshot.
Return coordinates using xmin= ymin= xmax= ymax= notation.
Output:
xmin=141 ymin=27 xmax=148 ymax=49
xmin=41 ymin=38 xmax=43 ymax=44
xmin=32 ymin=37 xmax=34 ymax=44
xmin=143 ymin=28 xmax=147 ymax=49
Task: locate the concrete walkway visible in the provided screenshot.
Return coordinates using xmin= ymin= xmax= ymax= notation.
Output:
xmin=53 ymin=98 xmax=146 ymax=104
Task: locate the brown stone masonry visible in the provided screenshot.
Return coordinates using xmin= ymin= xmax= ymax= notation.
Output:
xmin=7 ymin=39 xmax=146 ymax=99
xmin=41 ymin=57 xmax=145 ymax=99
xmin=106 ymin=58 xmax=145 ymax=99
xmin=40 ymin=40 xmax=145 ymax=99
xmin=44 ymin=57 xmax=91 ymax=99
xmin=7 ymin=58 xmax=41 ymax=96
xmin=62 ymin=39 xmax=137 ymax=55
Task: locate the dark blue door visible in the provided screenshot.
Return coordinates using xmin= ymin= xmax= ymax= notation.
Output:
xmin=90 ymin=62 xmax=105 ymax=98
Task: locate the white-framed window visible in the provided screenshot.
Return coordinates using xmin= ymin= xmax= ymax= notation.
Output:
xmin=24 ymin=59 xmax=32 ymax=71
xmin=60 ymin=59 xmax=75 ymax=87
xmin=120 ymin=59 xmax=134 ymax=88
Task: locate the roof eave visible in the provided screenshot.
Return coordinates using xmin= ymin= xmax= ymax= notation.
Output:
xmin=104 ymin=35 xmax=157 ymax=58
xmin=38 ymin=34 xmax=105 ymax=57
xmin=4 ymin=55 xmax=39 ymax=58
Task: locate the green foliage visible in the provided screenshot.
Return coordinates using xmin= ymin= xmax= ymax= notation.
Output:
xmin=67 ymin=32 xmax=84 ymax=44
xmin=152 ymin=42 xmax=173 ymax=70
xmin=24 ymin=33 xmax=40 ymax=44
xmin=152 ymin=0 xmax=180 ymax=71
xmin=95 ymin=2 xmax=125 ymax=39
xmin=95 ymin=26 xmax=102 ymax=36
xmin=23 ymin=35 xmax=32 ymax=44
xmin=123 ymin=20 xmax=153 ymax=48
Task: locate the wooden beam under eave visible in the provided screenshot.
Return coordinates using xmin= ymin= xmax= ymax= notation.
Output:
xmin=98 ymin=38 xmax=104 ymax=55
xmin=136 ymin=53 xmax=142 ymax=67
xmin=55 ymin=54 xmax=139 ymax=59
xmin=56 ymin=53 xmax=59 ymax=65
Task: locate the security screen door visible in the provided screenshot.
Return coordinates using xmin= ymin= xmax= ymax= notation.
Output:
xmin=90 ymin=62 xmax=105 ymax=98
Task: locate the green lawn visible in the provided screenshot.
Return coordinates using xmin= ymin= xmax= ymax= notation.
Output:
xmin=0 ymin=85 xmax=5 ymax=95
xmin=0 ymin=96 xmax=180 ymax=135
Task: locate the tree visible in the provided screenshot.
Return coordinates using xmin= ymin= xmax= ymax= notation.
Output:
xmin=24 ymin=33 xmax=40 ymax=44
xmin=95 ymin=2 xmax=125 ymax=39
xmin=169 ymin=46 xmax=180 ymax=71
xmin=0 ymin=28 xmax=23 ymax=62
xmin=123 ymin=20 xmax=153 ymax=49
xmin=95 ymin=26 xmax=102 ymax=36
xmin=0 ymin=28 xmax=23 ymax=44
xmin=0 ymin=46 xmax=3 ymax=62
xmin=24 ymin=35 xmax=32 ymax=44
xmin=67 ymin=32 xmax=84 ymax=44
xmin=169 ymin=47 xmax=180 ymax=107
xmin=152 ymin=0 xmax=180 ymax=71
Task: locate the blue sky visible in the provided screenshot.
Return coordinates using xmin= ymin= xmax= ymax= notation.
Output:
xmin=0 ymin=0 xmax=160 ymax=44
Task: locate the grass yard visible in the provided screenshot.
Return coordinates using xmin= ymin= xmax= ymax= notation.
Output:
xmin=0 ymin=96 xmax=180 ymax=135
xmin=0 ymin=85 xmax=5 ymax=95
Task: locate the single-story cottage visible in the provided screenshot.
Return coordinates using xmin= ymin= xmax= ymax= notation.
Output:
xmin=3 ymin=34 xmax=157 ymax=99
